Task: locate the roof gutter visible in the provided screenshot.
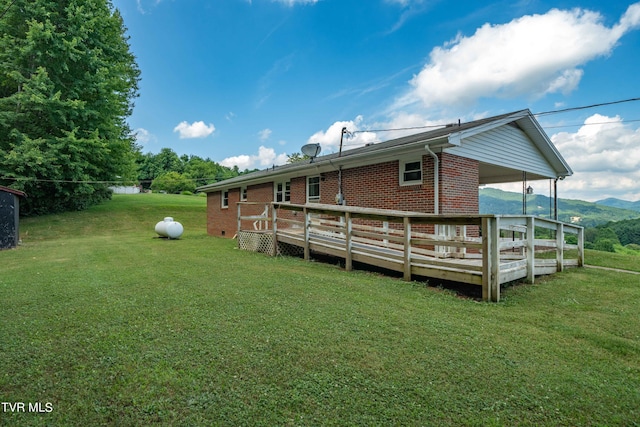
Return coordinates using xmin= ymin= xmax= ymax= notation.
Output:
xmin=198 ymin=137 xmax=452 ymax=193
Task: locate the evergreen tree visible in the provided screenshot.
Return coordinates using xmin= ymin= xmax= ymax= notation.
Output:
xmin=0 ymin=0 xmax=140 ymax=214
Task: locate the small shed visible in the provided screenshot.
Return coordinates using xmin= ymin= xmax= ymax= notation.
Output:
xmin=0 ymin=186 xmax=27 ymax=250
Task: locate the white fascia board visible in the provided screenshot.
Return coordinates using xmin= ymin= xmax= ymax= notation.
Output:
xmin=445 ymin=109 xmax=573 ymax=179
xmin=448 ymin=110 xmax=529 ymax=146
xmin=519 ymin=116 xmax=573 ymax=177
xmin=332 ymin=138 xmax=451 ymax=170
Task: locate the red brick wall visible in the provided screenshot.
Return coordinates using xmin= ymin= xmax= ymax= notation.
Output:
xmin=207 ymin=188 xmax=240 ymax=237
xmin=207 ymin=182 xmax=273 ymax=237
xmin=439 ymin=153 xmax=479 ymax=215
xmin=248 ymin=182 xmax=273 ymax=204
xmin=206 ymin=152 xmax=480 ymax=238
xmin=290 ymin=177 xmax=306 ymax=204
xmin=329 ymin=158 xmax=435 ymax=212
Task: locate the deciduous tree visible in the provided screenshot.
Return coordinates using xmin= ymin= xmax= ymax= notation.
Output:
xmin=0 ymin=0 xmax=140 ymax=214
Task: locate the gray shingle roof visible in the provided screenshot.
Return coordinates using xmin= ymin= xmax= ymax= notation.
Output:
xmin=197 ymin=109 xmax=561 ymax=192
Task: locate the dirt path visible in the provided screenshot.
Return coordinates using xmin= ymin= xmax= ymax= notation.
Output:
xmin=584 ymin=265 xmax=640 ymax=275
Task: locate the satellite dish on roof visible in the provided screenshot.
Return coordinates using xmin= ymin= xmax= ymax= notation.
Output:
xmin=301 ymin=143 xmax=322 ymax=162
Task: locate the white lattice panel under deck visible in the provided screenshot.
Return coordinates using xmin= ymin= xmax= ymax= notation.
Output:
xmin=237 ymin=231 xmax=304 ymax=257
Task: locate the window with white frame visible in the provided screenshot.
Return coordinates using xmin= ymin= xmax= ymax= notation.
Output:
xmin=400 ymin=158 xmax=423 ymax=186
xmin=222 ymin=190 xmax=229 ymax=208
xmin=275 ymin=181 xmax=290 ymax=202
xmin=241 ymin=186 xmax=247 ymax=201
xmin=307 ymin=176 xmax=320 ymax=203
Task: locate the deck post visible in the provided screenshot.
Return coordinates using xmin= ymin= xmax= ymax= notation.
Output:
xmin=303 ymin=207 xmax=310 ymax=261
xmin=271 ymin=205 xmax=278 ymax=256
xmin=382 ymin=221 xmax=389 ymax=246
xmin=236 ymin=203 xmax=242 ymax=248
xmin=577 ymin=226 xmax=584 ymax=267
xmin=345 ymin=212 xmax=353 ymax=271
xmin=556 ymin=222 xmax=564 ymax=272
xmin=481 ymin=217 xmax=492 ymax=301
xmin=526 ymin=216 xmax=535 ymax=284
xmin=491 ymin=217 xmax=500 ymax=302
xmin=403 ymin=216 xmax=411 ymax=281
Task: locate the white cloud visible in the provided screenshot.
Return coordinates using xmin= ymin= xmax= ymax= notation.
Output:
xmin=398 ymin=3 xmax=640 ymax=109
xmin=305 ymin=113 xmax=460 ymax=155
xmin=549 ymin=114 xmax=640 ymax=201
xmin=490 ymin=115 xmax=640 ymax=201
xmin=136 ymin=0 xmax=162 ymax=14
xmin=307 ymin=116 xmax=378 ymax=152
xmin=258 ymin=146 xmax=289 ymax=166
xmin=220 ymin=155 xmax=252 ymax=170
xmin=385 ymin=0 xmax=412 ymax=5
xmin=173 ymin=121 xmax=216 ymax=139
xmin=272 ymin=0 xmax=319 ymax=5
xmin=258 ymin=128 xmax=272 ymax=141
xmin=383 ymin=0 xmax=429 ymax=34
xmin=373 ymin=111 xmax=454 ymax=140
xmin=220 ymin=145 xmax=288 ymax=170
xmin=220 ymin=154 xmax=253 ymax=170
xmin=132 ymin=128 xmax=155 ymax=144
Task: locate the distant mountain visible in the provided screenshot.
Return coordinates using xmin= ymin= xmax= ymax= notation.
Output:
xmin=595 ymin=198 xmax=640 ymax=213
xmin=480 ymin=188 xmax=640 ymax=228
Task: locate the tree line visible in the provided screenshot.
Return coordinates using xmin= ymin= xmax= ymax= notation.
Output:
xmin=136 ymin=148 xmax=254 ymax=194
xmin=0 ymin=0 xmax=139 ymax=215
xmin=0 ymin=0 xmax=251 ymax=215
xmin=584 ymin=218 xmax=640 ymax=253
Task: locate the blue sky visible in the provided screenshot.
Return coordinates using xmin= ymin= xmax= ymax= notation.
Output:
xmin=112 ymin=0 xmax=640 ymax=202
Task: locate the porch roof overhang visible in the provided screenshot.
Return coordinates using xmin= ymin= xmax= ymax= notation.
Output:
xmin=447 ymin=110 xmax=573 ymax=184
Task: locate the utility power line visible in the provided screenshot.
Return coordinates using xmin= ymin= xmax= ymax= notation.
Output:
xmin=0 ymin=0 xmax=17 ymax=20
xmin=347 ymin=96 xmax=640 ymax=135
xmin=2 ymin=97 xmax=639 ymax=185
xmin=534 ymin=97 xmax=640 ymax=116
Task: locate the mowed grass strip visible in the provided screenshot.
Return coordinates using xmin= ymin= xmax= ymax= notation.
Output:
xmin=584 ymin=248 xmax=640 ymax=273
xmin=1 ymin=194 xmax=639 ymax=426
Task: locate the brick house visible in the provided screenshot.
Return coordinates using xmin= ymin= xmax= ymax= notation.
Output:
xmin=197 ymin=110 xmax=572 ymax=238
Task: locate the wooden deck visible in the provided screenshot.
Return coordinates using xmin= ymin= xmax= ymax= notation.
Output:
xmin=237 ymin=202 xmax=584 ymax=302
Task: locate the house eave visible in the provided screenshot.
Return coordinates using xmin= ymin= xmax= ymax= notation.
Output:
xmin=197 ymin=136 xmax=453 ymax=193
xmin=196 ymin=109 xmax=573 ymax=193
xmin=519 ymin=115 xmax=573 ymax=178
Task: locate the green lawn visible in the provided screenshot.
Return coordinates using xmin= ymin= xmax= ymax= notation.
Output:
xmin=1 ymin=194 xmax=639 ymax=426
xmin=585 ymin=248 xmax=640 ymax=273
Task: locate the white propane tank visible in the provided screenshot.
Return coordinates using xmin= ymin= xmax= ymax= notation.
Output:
xmin=155 ymin=217 xmax=184 ymax=239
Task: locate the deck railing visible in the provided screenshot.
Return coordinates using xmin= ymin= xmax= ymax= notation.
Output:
xmin=237 ymin=202 xmax=584 ymax=302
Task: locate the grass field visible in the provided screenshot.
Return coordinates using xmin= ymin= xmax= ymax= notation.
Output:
xmin=1 ymin=194 xmax=639 ymax=426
